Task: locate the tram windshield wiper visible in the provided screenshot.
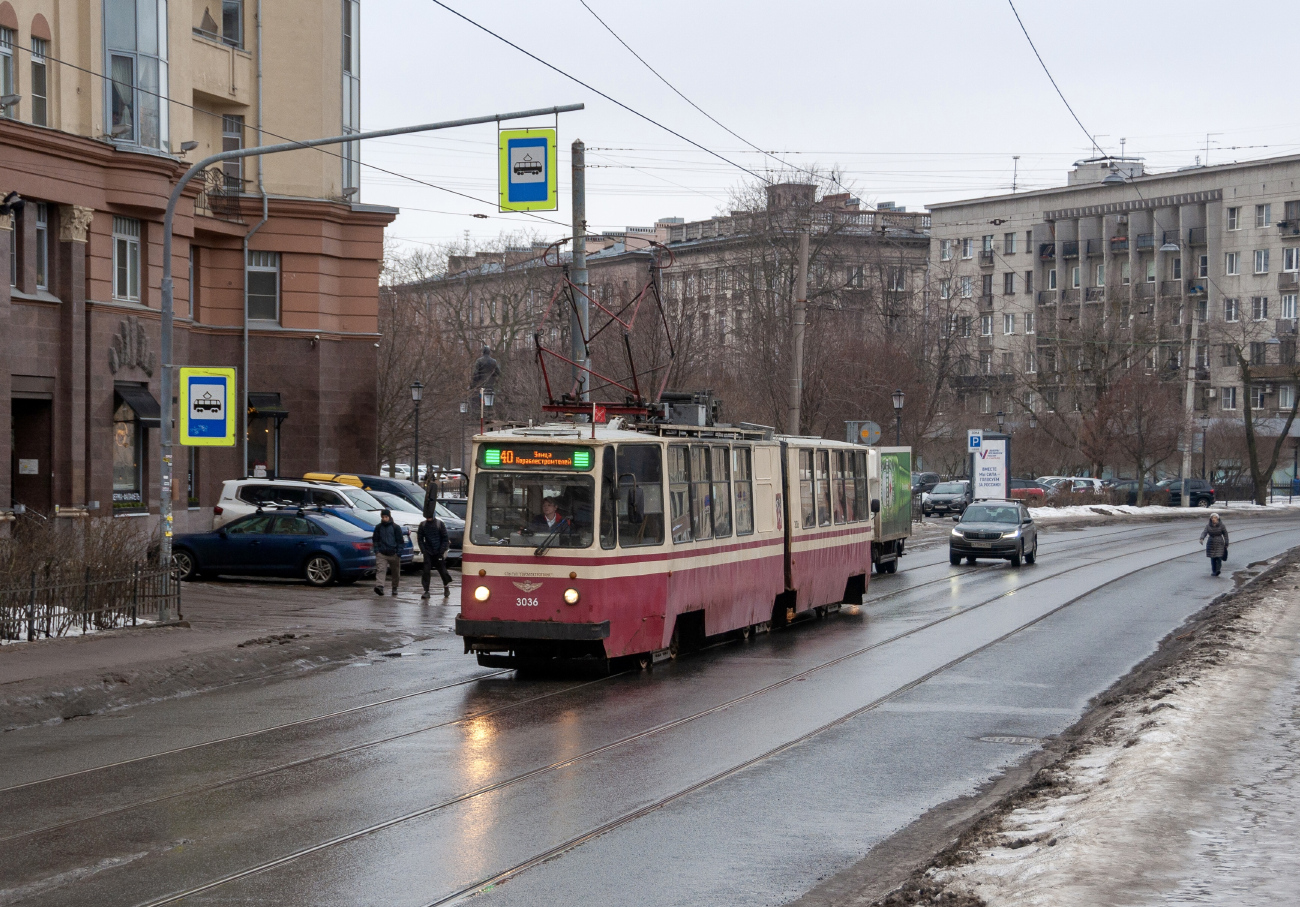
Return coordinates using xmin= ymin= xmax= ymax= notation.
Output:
xmin=533 ymin=520 xmax=569 ymax=556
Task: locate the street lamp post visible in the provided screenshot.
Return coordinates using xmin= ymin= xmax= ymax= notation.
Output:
xmin=410 ymin=381 xmax=423 ymax=487
xmin=480 ymin=387 xmax=495 ymax=435
xmin=458 ymin=401 xmax=469 ymax=470
xmin=891 ymin=389 xmax=905 ymax=445
xmin=996 ymin=410 xmax=1005 ymax=433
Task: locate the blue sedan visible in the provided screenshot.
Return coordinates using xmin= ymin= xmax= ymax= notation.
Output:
xmin=173 ymin=510 xmax=380 ymax=586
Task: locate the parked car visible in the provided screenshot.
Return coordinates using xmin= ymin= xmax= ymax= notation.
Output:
xmin=949 ymin=500 xmax=1038 ymax=567
xmin=215 ymin=478 xmax=425 ymax=561
xmin=1049 ymin=477 xmax=1107 ymax=496
xmin=368 ymin=490 xmax=465 ymax=566
xmin=1158 ymin=478 xmax=1216 ymax=507
xmin=1008 ymin=478 xmax=1051 ymax=502
xmin=912 ymin=472 xmax=942 ymax=495
xmin=923 ymin=480 xmax=972 ymax=516
xmin=303 ymin=472 xmax=428 ymax=512
xmin=438 ymin=496 xmax=468 ymax=522
xmin=173 ymin=510 xmax=381 ymax=586
xmin=1035 ymin=476 xmax=1071 ymax=488
xmin=320 ymin=505 xmax=416 ymax=564
xmin=1109 ymin=479 xmax=1162 ymax=505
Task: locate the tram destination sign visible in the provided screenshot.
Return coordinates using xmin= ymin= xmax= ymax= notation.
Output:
xmin=479 ymin=444 xmax=594 ymax=471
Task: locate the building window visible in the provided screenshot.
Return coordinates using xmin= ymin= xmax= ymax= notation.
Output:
xmin=980 ymin=391 xmax=992 ymax=413
xmin=222 ymin=0 xmax=243 ymax=47
xmin=981 ymin=273 xmax=993 ymax=297
xmin=112 ymin=216 xmax=141 ymax=301
xmin=1171 ymin=258 xmax=1182 ymax=280
xmin=959 ymin=316 xmax=972 ymax=338
xmin=8 ymin=213 xmax=15 ymax=287
xmin=939 ymin=278 xmax=951 ymax=300
xmin=1146 ymin=259 xmax=1156 ymax=283
xmin=1121 ymin=259 xmax=1131 ymax=285
xmin=1285 ymin=248 xmax=1300 ymax=273
xmin=1256 ymin=204 xmax=1272 ymax=228
xmin=246 ymin=251 xmax=280 ymax=321
xmin=112 ymin=399 xmax=144 ymax=511
xmin=982 ymin=234 xmax=993 ymax=252
xmin=222 ymin=115 xmax=244 ymax=190
xmin=1226 ymin=252 xmax=1240 ymax=275
xmin=1048 ymin=268 xmax=1057 ymax=290
xmin=1003 ymin=272 xmax=1015 ymax=295
xmin=845 ymin=265 xmax=862 ymax=288
xmin=1198 ymin=255 xmax=1209 ymax=278
xmin=1071 ymin=266 xmax=1081 ymax=289
xmin=979 ymin=351 xmax=992 ymax=374
xmin=0 ymin=27 xmax=12 ymax=120
xmin=1197 ymin=297 xmax=1209 ymax=322
xmin=105 ymin=0 xmax=169 ymax=149
xmin=34 ymin=203 xmax=48 ymax=290
xmin=980 ymin=314 xmax=992 ymax=336
xmin=30 ymin=37 xmax=48 ymax=126
xmin=341 ymin=0 xmax=361 ymax=194
xmin=1004 ymin=232 xmax=1016 ymax=254
xmin=1252 ymin=385 xmax=1267 ymax=409
xmin=1253 ymin=296 xmax=1269 ymax=321
xmin=1281 ymin=385 xmax=1296 ymax=410
xmin=1221 ymin=387 xmax=1238 ymax=410
xmin=1001 ymin=352 xmax=1014 ymax=373
xmin=1025 ymin=312 xmax=1035 ymax=334
xmin=960 ymin=276 xmax=973 ymax=298
xmin=961 ymin=238 xmax=973 ymax=259
xmin=1023 ymin=271 xmax=1033 ymax=294
xmin=940 ymin=239 xmax=952 ymax=261
xmin=1026 ymin=350 xmax=1037 ymax=373
xmin=1224 ymin=298 xmax=1239 ymax=322
xmin=1003 ymin=313 xmax=1015 ymax=334
xmin=1096 ymin=263 xmax=1105 ymax=286
xmin=1251 ymin=341 xmax=1267 ymax=365
xmin=1284 ymin=294 xmax=1297 ymax=320
xmin=1227 ymin=207 xmax=1240 ymax=230
xmin=1255 ymin=249 xmax=1270 ymax=274
xmin=888 ymin=267 xmax=905 ymax=292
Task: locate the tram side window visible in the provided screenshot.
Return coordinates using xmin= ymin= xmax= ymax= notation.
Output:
xmin=669 ymin=444 xmax=692 ymax=543
xmin=815 ymin=449 xmax=832 ymax=527
xmin=600 ymin=447 xmax=617 ymax=550
xmin=690 ymin=445 xmax=713 ymax=540
xmin=711 ymin=446 xmax=732 ymax=538
xmin=854 ymin=451 xmax=869 ymax=520
xmin=733 ymin=447 xmax=754 ymax=536
xmin=843 ymin=452 xmax=858 ymax=522
xmin=617 ymin=444 xmax=664 ymax=547
xmin=832 ymin=450 xmax=848 ymax=524
xmin=799 ymin=449 xmax=816 ymax=528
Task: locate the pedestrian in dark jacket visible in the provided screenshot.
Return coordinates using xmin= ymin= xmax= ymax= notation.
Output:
xmin=417 ymin=515 xmax=452 ymax=599
xmin=1200 ymin=513 xmax=1229 ymax=576
xmin=372 ymin=509 xmax=404 ymax=596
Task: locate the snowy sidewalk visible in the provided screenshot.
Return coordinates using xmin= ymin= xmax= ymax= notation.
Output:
xmin=885 ymin=556 xmax=1300 ymax=906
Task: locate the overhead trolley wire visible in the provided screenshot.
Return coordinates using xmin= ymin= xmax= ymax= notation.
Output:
xmin=1006 ymin=0 xmax=1103 ymax=158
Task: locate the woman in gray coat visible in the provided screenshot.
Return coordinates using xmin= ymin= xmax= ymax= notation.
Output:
xmin=1200 ymin=513 xmax=1229 ymax=576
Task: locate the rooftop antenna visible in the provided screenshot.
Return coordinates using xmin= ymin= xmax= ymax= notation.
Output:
xmin=1012 ymin=155 xmax=1020 ymax=193
xmin=1120 ymin=137 xmax=1126 ymax=160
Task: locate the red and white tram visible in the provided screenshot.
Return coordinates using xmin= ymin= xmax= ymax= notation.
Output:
xmin=455 ymin=421 xmax=883 ymax=668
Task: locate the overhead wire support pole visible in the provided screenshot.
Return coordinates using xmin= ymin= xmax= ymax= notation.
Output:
xmin=571 ymin=139 xmax=590 ymax=403
xmin=155 ymin=103 xmax=584 ymax=574
xmin=787 ymin=218 xmax=810 ymax=436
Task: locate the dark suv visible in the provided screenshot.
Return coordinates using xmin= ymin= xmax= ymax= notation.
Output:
xmin=912 ymin=472 xmax=942 ymax=495
xmin=924 ymin=480 xmax=972 ymax=516
xmin=1159 ymin=478 xmax=1215 ymax=507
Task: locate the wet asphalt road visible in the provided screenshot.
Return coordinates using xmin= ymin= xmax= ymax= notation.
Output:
xmin=2 ymin=514 xmax=1299 ymax=906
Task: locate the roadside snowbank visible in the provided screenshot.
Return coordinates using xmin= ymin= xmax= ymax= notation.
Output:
xmin=896 ymin=558 xmax=1300 ymax=906
xmin=1030 ymin=500 xmax=1300 ymax=522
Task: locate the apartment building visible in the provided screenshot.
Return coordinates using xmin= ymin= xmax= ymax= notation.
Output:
xmin=928 ymin=153 xmax=1300 ymax=428
xmin=1 ymin=0 xmax=395 ymax=529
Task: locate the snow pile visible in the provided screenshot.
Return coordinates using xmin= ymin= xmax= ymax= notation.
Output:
xmin=917 ymin=565 xmax=1300 ymax=906
xmin=1030 ymin=499 xmax=1300 ymax=522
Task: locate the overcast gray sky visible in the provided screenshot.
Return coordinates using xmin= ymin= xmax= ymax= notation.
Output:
xmin=361 ymin=1 xmax=1298 ymax=254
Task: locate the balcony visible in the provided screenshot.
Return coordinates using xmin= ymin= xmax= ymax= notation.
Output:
xmin=1136 ymin=233 xmax=1155 ymax=250
xmin=1276 ymin=319 xmax=1298 ymax=336
xmin=1186 ymin=280 xmax=1208 ymax=296
xmin=1085 ymin=287 xmax=1106 ymax=302
xmin=978 ymin=250 xmax=995 ymax=268
xmin=1084 ymin=239 xmax=1107 ymax=256
xmin=978 ymin=294 xmax=995 ymax=310
xmin=1278 ymin=220 xmax=1300 ymax=238
xmin=1039 ymin=243 xmax=1056 ymax=261
xmin=193 ymin=168 xmax=246 ymax=223
xmin=1109 ymin=235 xmax=1130 ymax=253
xmin=190 ymin=33 xmax=254 ymax=106
xmin=1160 ymin=280 xmax=1183 ymax=297
xmin=1186 ymin=226 xmax=1207 ymax=245
xmin=1037 ymin=290 xmax=1057 ymax=305
xmin=1061 ymin=241 xmax=1079 ymax=259
xmin=1062 ymin=288 xmax=1080 ymax=303
xmin=1280 ymin=271 xmax=1299 ymax=290
xmin=1135 ymin=282 xmax=1155 ymax=298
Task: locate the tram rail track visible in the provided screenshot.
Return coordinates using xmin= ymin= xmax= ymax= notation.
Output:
xmin=117 ymin=524 xmax=1295 ymax=907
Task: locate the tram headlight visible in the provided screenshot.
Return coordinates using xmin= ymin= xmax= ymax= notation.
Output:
xmin=473 ymin=585 xmax=491 ymax=602
xmin=563 ymin=587 xmax=580 ymax=605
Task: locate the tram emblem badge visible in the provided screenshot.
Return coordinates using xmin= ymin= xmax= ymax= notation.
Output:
xmin=512 ymin=581 xmax=543 ymax=593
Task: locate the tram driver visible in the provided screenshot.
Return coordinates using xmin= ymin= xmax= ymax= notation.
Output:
xmin=529 ymin=496 xmax=570 ymax=533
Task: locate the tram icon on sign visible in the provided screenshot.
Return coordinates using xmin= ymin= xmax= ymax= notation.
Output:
xmin=513 ymin=154 xmax=543 ymax=177
xmin=193 ymin=391 xmax=223 ymax=414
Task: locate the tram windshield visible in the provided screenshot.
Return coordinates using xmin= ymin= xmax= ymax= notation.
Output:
xmin=470 ymin=473 xmax=595 ymax=549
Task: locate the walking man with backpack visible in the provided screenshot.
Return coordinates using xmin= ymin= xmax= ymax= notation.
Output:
xmin=372 ymin=509 xmax=404 ymax=596
xmin=418 ymin=511 xmax=452 ymax=599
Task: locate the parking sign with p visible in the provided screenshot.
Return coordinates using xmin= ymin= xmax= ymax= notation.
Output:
xmin=180 ymin=367 xmax=236 ymax=446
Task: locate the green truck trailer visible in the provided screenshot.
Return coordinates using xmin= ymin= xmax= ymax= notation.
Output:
xmin=869 ymin=447 xmax=912 ymax=573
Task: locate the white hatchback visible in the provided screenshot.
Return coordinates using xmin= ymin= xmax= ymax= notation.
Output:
xmin=214 ymin=479 xmax=425 ymax=560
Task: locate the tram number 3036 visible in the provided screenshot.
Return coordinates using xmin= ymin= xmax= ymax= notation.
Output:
xmin=516 ymin=597 xmax=540 ymax=608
